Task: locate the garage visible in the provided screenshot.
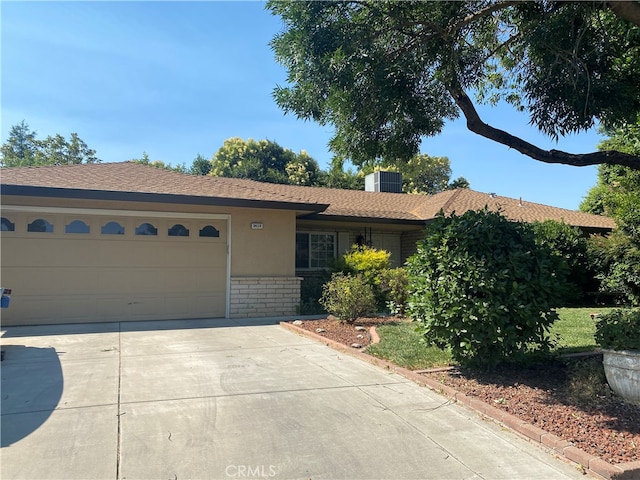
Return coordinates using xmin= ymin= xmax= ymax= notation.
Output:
xmin=1 ymin=206 xmax=229 ymax=326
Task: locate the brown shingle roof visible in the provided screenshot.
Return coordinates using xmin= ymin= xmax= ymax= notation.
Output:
xmin=420 ymin=189 xmax=616 ymax=230
xmin=0 ymin=162 xmax=615 ymax=230
xmin=236 ymin=182 xmax=429 ymax=221
xmin=0 ymin=162 xmax=329 ymax=211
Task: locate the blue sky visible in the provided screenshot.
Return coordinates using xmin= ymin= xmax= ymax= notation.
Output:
xmin=2 ymin=1 xmax=605 ymax=210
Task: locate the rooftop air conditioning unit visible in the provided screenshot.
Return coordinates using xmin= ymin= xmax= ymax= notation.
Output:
xmin=364 ymin=171 xmax=403 ymax=193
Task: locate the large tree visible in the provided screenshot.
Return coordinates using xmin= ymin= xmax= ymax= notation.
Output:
xmin=320 ymin=157 xmax=365 ymax=190
xmin=581 ymin=116 xmax=640 ymax=237
xmin=189 ymin=154 xmax=212 ymax=176
xmin=210 ymin=137 xmax=322 ymax=185
xmin=1 ymin=121 xmax=100 ymax=167
xmin=581 ymin=118 xmax=640 ymax=305
xmin=0 ymin=121 xmax=39 ymax=166
xmin=267 ymin=1 xmax=640 ymax=169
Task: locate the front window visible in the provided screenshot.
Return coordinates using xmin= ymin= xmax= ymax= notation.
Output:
xmin=296 ymin=232 xmax=335 ymax=269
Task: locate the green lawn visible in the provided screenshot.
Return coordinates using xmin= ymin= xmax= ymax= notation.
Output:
xmin=552 ymin=307 xmax=616 ymax=354
xmin=366 ymin=321 xmax=452 ymax=370
xmin=366 ymin=307 xmax=619 ymax=370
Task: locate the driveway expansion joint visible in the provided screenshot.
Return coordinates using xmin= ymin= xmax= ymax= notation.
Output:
xmin=115 ymin=322 xmax=123 ymax=480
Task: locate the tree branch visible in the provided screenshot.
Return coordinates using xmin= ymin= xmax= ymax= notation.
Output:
xmin=447 ymin=85 xmax=640 ymax=169
xmin=450 ymin=1 xmax=522 ymax=33
xmin=607 ymin=1 xmax=640 ymax=27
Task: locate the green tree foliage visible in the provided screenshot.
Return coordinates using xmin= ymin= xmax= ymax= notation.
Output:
xmin=406 ymin=209 xmax=564 ymax=368
xmin=210 ymin=137 xmax=321 ymax=185
xmin=581 ymin=117 xmax=640 ymax=238
xmin=285 ymin=150 xmax=322 ymax=186
xmin=268 ymin=1 xmax=640 ymax=169
xmin=588 ymin=232 xmax=640 ymax=306
xmin=581 ymin=118 xmax=640 ymax=306
xmin=1 ymin=121 xmax=39 ymax=166
xmin=447 ymin=177 xmax=471 ymax=190
xmin=398 ymin=155 xmax=451 ymax=194
xmin=360 ymin=154 xmax=470 ymax=194
xmin=129 ymin=152 xmax=188 ymax=173
xmin=190 ymin=154 xmax=212 ymax=176
xmin=530 ymin=220 xmax=592 ymax=305
xmin=1 ymin=121 xmax=100 ymax=167
xmin=320 ymin=157 xmax=364 ymax=190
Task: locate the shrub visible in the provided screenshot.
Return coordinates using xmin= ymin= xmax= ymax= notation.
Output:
xmin=341 ymin=244 xmax=391 ymax=281
xmin=319 ymin=273 xmax=376 ymax=323
xmin=594 ymin=309 xmax=640 ymax=351
xmin=588 ymin=231 xmax=640 ymax=306
xmin=406 ymin=209 xmax=564 ymax=369
xmin=336 ymin=245 xmax=393 ymax=310
xmin=377 ymin=267 xmax=409 ymax=315
xmin=530 ymin=220 xmax=592 ymax=305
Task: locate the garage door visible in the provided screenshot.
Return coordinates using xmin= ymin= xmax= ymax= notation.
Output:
xmin=0 ymin=208 xmax=229 ymax=326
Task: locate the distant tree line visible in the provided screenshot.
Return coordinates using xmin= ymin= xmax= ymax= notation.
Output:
xmin=1 ymin=121 xmax=99 ymax=167
xmin=1 ymin=121 xmax=469 ymax=194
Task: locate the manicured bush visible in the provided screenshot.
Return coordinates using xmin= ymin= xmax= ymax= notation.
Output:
xmin=594 ymin=309 xmax=640 ymax=351
xmin=406 ymin=209 xmax=564 ymax=369
xmin=319 ymin=273 xmax=376 ymax=323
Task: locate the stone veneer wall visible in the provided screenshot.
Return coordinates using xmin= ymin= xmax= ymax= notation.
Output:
xmin=229 ymin=276 xmax=302 ymax=318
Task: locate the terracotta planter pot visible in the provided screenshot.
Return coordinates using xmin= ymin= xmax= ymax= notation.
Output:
xmin=602 ymin=349 xmax=640 ymax=405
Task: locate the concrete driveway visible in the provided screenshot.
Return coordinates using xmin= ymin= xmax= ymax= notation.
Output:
xmin=1 ymin=317 xmax=583 ymax=480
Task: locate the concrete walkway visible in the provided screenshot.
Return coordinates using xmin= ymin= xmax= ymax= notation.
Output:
xmin=1 ymin=317 xmax=584 ymax=480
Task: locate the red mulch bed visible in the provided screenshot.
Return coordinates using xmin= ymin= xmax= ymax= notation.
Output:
xmin=291 ymin=317 xmax=640 ymax=466
xmin=294 ymin=315 xmax=399 ymax=347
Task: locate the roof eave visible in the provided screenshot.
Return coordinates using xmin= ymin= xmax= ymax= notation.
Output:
xmin=0 ymin=184 xmax=329 ymax=213
xmin=298 ymin=212 xmax=427 ymax=226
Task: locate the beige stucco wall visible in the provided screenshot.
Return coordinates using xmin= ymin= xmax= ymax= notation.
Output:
xmin=228 ymin=208 xmax=296 ymax=276
xmin=2 ymin=195 xmax=298 ymax=278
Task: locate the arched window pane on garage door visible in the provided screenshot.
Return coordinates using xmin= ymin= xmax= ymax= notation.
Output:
xmin=199 ymin=225 xmax=220 ymax=237
xmin=65 ymin=220 xmax=90 ymax=234
xmin=1 ymin=217 xmax=15 ymax=231
xmin=168 ymin=224 xmax=189 ymax=237
xmin=135 ymin=223 xmax=157 ymax=236
xmin=102 ymin=221 xmax=125 ymax=235
xmin=27 ymin=218 xmax=54 ymax=233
